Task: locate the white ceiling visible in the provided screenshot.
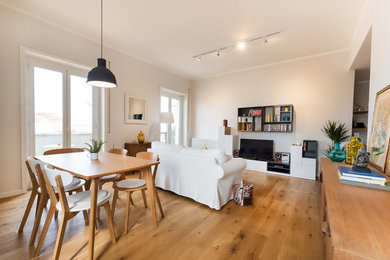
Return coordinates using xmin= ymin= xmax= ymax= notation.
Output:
xmin=0 ymin=0 xmax=367 ymax=80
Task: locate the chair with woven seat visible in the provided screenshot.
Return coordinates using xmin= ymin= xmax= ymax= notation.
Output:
xmin=28 ymin=159 xmax=86 ymax=246
xmin=111 ymin=151 xmax=164 ymax=234
xmin=34 ymin=165 xmax=116 ymax=259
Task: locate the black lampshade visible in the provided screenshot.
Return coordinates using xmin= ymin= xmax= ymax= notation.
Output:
xmin=87 ymin=58 xmax=117 ymax=88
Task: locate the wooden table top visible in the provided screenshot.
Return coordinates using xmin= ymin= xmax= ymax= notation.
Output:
xmin=35 ymin=152 xmax=158 ymax=179
xmin=321 ymin=158 xmax=390 ymax=259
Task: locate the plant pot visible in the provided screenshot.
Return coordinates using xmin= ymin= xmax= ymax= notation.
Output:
xmin=329 ymin=143 xmax=345 ymax=162
xmin=89 ymin=152 xmax=98 ymax=160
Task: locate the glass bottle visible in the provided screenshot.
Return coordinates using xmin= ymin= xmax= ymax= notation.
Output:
xmin=345 ymin=136 xmax=364 ymax=164
xmin=329 ymin=143 xmax=346 ymax=162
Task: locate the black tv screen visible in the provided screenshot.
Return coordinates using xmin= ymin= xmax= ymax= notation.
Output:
xmin=239 ymin=139 xmax=273 ymax=161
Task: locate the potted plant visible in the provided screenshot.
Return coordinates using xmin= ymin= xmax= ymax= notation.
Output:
xmin=322 ymin=120 xmax=350 ymax=162
xmin=84 ymin=139 xmax=104 ymax=160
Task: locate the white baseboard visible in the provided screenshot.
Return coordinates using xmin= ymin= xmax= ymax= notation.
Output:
xmin=0 ymin=189 xmax=24 ymax=199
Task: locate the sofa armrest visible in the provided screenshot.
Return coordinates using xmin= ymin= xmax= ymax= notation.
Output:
xmin=219 ymin=158 xmax=247 ymax=178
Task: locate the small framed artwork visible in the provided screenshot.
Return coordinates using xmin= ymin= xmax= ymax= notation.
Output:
xmin=368 ymin=85 xmax=390 ymax=172
xmin=124 ymin=92 xmax=147 ymax=124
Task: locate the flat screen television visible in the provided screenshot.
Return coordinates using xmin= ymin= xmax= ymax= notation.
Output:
xmin=239 ymin=139 xmax=273 ymax=161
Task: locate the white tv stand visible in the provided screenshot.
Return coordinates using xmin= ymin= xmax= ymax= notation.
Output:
xmin=244 ymin=145 xmax=316 ymax=180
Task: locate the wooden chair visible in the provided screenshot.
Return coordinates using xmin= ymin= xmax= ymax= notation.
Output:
xmin=99 ymin=149 xmax=128 ymax=188
xmin=29 ymin=161 xmax=86 ymax=247
xmin=28 ymin=147 xmax=86 ymax=246
xmin=43 ymin=148 xmax=86 ymax=188
xmin=34 ymin=165 xmax=116 ymax=259
xmin=18 ymin=158 xmax=47 ymax=233
xmin=108 ymin=148 xmax=128 ymax=156
xmin=43 ymin=147 xmax=84 ymax=155
xmin=95 ymin=148 xmax=128 ymax=219
xmin=111 ymin=152 xmax=164 ymax=234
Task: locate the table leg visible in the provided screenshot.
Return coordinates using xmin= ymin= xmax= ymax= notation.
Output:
xmin=145 ymin=166 xmax=158 ymax=228
xmin=88 ymin=178 xmax=98 ymax=260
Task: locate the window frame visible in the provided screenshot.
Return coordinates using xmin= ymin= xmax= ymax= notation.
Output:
xmin=160 ymin=88 xmax=188 ymax=146
xmin=20 ymin=47 xmax=102 ymax=192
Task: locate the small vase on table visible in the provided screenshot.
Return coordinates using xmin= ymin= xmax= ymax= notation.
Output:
xmin=329 ymin=143 xmax=346 ymax=162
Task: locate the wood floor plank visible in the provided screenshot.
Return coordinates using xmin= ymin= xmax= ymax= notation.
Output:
xmin=0 ymin=170 xmax=322 ymax=259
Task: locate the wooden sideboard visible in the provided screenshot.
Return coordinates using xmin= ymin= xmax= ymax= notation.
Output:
xmin=321 ymin=158 xmax=390 ymax=259
xmin=124 ymin=142 xmax=151 ymax=157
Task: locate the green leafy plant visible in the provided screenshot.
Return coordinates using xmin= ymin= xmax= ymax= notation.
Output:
xmin=322 ymin=120 xmax=350 ymax=156
xmin=84 ymin=139 xmax=104 ymax=153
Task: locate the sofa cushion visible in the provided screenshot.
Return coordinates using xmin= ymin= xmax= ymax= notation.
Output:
xmin=151 ymin=141 xmax=183 ymax=152
xmin=181 ymin=147 xmax=228 ymax=164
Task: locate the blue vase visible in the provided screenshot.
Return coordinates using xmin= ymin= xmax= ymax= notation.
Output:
xmin=329 ymin=143 xmax=346 ymax=162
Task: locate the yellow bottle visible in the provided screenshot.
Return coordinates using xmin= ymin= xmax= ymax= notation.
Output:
xmin=345 ymin=136 xmax=364 ymax=164
xmin=137 ymin=130 xmax=145 ymax=143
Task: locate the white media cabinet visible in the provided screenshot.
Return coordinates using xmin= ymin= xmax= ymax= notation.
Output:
xmin=245 ymin=145 xmax=316 ymax=180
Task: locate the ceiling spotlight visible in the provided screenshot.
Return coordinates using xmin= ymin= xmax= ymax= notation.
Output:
xmin=191 ymin=30 xmax=281 ymax=60
xmin=237 ymin=42 xmax=246 ymax=50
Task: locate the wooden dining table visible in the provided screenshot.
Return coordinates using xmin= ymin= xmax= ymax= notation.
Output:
xmin=34 ymin=151 xmax=160 ymax=260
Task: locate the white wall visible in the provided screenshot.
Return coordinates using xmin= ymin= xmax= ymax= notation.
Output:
xmin=368 ymin=0 xmax=390 ymax=133
xmin=191 ymin=51 xmax=355 ymax=156
xmin=0 ymin=5 xmax=190 ymax=198
xmin=348 ymin=0 xmax=390 ymax=138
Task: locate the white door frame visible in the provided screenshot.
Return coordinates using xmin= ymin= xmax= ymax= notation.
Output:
xmin=160 ymin=87 xmax=188 ymax=146
xmin=19 ymin=47 xmax=98 ymax=192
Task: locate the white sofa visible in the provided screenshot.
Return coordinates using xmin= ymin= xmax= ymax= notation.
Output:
xmin=148 ymin=141 xmax=247 ymax=210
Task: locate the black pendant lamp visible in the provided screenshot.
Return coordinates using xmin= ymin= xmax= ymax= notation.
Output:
xmin=87 ymin=0 xmax=117 ymax=88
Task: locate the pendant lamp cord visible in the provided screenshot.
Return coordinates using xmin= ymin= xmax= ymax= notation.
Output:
xmin=100 ymin=0 xmax=103 ymax=58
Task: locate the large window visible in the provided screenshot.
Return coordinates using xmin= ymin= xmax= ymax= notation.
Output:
xmin=160 ymin=90 xmax=186 ymax=145
xmin=27 ymin=58 xmax=100 ymax=155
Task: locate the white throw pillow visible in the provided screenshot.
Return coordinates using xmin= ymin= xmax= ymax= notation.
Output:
xmin=181 ymin=147 xmax=228 ymax=164
xmin=151 ymin=141 xmax=183 ymax=152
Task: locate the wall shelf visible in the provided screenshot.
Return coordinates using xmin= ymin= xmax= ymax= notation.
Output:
xmin=353 ymin=110 xmax=368 ymax=114
xmin=237 ymin=104 xmax=293 ymax=133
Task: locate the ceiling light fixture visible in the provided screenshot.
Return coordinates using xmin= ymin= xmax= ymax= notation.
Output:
xmin=237 ymin=42 xmax=246 ymax=50
xmin=192 ymin=30 xmax=281 ymax=61
xmin=87 ymin=0 xmax=117 ymax=88
xmin=237 ymin=42 xmax=246 ymax=51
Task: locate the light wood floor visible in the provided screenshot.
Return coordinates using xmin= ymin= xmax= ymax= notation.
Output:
xmin=0 ymin=171 xmax=322 ymax=259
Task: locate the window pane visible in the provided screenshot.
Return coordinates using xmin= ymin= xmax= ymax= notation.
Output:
xmin=160 ymin=96 xmax=169 ymax=142
xmin=34 ymin=67 xmax=63 ymax=155
xmin=70 ymin=75 xmax=92 ymax=148
xmin=161 ymin=96 xmax=169 ymax=112
xmin=171 ymin=98 xmax=181 ymax=144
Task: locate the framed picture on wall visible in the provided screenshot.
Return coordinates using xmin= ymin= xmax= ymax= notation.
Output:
xmin=368 ymin=85 xmax=390 ymax=172
xmin=124 ymin=92 xmax=147 ymax=124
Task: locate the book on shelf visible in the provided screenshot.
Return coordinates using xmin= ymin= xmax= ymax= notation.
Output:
xmin=338 ymin=166 xmax=386 ymax=181
xmin=338 ymin=171 xmax=386 ymax=186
